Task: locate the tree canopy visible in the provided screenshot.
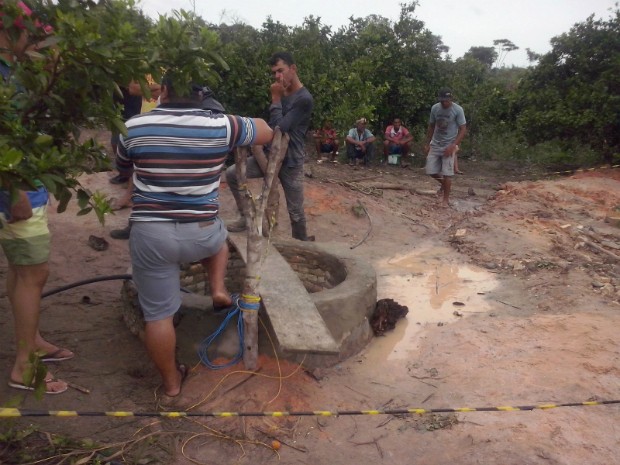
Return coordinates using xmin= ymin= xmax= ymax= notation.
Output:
xmin=0 ymin=0 xmax=225 ymax=221
xmin=1 ymin=0 xmax=618 ymax=222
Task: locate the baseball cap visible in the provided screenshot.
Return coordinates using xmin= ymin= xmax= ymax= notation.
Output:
xmin=356 ymin=117 xmax=367 ymax=124
xmin=438 ymin=88 xmax=453 ymax=101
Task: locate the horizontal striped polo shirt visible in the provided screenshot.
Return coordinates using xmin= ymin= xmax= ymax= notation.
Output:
xmin=117 ymin=106 xmax=256 ymax=222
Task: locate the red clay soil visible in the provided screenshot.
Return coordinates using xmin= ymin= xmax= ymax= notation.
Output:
xmin=1 ymin=154 xmax=619 ymax=465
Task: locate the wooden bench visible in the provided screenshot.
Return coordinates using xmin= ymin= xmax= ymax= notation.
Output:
xmin=227 ymin=232 xmax=339 ymax=355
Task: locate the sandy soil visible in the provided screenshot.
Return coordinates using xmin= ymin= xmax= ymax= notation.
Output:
xmin=1 ymin=151 xmax=620 ymax=465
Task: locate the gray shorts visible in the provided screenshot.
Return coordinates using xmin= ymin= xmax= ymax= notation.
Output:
xmin=129 ymin=219 xmax=227 ymax=321
xmin=425 ymin=145 xmax=455 ymax=177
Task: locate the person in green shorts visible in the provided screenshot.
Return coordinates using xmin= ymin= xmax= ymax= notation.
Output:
xmin=1 ymin=1 xmax=73 ymax=395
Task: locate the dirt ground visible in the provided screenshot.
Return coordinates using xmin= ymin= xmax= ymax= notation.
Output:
xmin=1 ymin=146 xmax=620 ymax=465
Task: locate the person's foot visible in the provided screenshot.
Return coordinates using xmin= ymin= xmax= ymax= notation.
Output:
xmin=109 ymin=174 xmax=129 ymax=185
xmin=110 ymin=224 xmax=131 ymax=240
xmin=34 ymin=336 xmax=75 ymax=362
xmin=163 ymin=364 xmax=188 ymax=397
xmin=40 ymin=347 xmax=75 ymax=362
xmin=212 ymin=293 xmax=238 ymax=315
xmin=226 ymin=216 xmax=247 ymax=232
xmin=9 ymin=373 xmax=68 ymax=395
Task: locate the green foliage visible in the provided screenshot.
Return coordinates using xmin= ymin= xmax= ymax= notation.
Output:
xmin=149 ymin=9 xmax=226 ymax=92
xmin=471 ymin=127 xmax=600 ymax=170
xmin=515 ymin=9 xmax=620 ymax=162
xmin=22 ymin=351 xmax=49 ymax=399
xmin=214 ymin=2 xmax=445 ymax=139
xmin=0 ymin=423 xmax=113 ymax=464
xmin=1 ymin=0 xmax=226 ymax=221
xmin=464 ymin=46 xmax=497 ymax=67
xmin=493 ymin=39 xmax=519 ymax=68
xmin=1 ymin=0 xmax=617 ymax=216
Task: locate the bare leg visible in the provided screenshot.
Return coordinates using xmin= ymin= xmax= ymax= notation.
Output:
xmin=454 ymin=145 xmax=463 ymax=174
xmin=314 ymin=139 xmax=321 ymax=158
xmin=200 ymin=242 xmax=231 ymax=307
xmin=144 ymin=316 xmax=183 ymax=397
xmin=442 ymin=176 xmax=452 ymax=206
xmin=400 ymin=142 xmax=410 ymax=168
xmin=7 ymin=262 xmax=67 ymax=392
xmin=401 ymin=142 xmax=410 ymax=157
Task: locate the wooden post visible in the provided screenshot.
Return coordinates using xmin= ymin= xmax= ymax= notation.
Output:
xmin=234 ymin=129 xmax=290 ymax=370
xmin=251 ymin=145 xmax=281 ymax=234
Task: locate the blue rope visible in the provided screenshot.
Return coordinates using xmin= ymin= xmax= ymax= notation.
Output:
xmin=197 ymin=294 xmax=260 ymax=369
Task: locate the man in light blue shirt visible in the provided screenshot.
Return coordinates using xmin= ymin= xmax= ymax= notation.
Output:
xmin=424 ymin=88 xmax=467 ymax=207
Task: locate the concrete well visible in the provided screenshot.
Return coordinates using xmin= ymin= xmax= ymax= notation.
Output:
xmin=121 ymin=239 xmax=377 ymax=368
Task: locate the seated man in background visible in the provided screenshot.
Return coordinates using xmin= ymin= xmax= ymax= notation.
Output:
xmin=346 ymin=118 xmax=376 ymax=167
xmin=314 ymin=120 xmax=339 ymax=162
xmin=383 ymin=118 xmax=413 ymax=168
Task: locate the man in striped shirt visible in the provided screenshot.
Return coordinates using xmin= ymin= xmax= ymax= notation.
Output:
xmin=116 ymin=75 xmax=272 ymax=398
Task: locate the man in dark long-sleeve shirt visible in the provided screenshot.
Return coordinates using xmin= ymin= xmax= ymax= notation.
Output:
xmin=225 ymin=51 xmax=315 ymax=241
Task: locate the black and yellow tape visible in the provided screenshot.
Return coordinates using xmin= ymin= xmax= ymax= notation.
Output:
xmin=1 ymin=400 xmax=618 ymax=419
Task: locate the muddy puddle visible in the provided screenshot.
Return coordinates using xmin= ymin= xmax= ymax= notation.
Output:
xmin=367 ymin=243 xmax=498 ymax=363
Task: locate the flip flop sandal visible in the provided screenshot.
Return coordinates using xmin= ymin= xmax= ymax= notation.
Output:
xmin=8 ymin=377 xmax=68 ymax=395
xmin=40 ymin=348 xmax=75 ymax=362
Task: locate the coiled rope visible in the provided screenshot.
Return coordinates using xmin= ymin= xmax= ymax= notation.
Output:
xmin=197 ymin=293 xmax=261 ymax=369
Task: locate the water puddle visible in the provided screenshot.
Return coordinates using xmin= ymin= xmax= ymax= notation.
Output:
xmin=367 ymin=244 xmax=498 ymax=363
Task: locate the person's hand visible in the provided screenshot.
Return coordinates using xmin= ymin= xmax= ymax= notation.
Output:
xmin=424 ymin=144 xmax=430 ymax=155
xmin=150 ymin=85 xmax=162 ymax=100
xmin=8 ymin=191 xmax=33 ymax=223
xmin=270 ymin=82 xmax=284 ymax=103
xmin=443 ymin=143 xmax=457 ymax=157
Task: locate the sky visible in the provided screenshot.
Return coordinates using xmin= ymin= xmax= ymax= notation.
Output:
xmin=137 ymin=0 xmax=617 ymax=67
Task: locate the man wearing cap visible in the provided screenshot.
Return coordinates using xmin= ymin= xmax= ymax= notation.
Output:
xmin=116 ymin=74 xmax=273 ymax=397
xmin=424 ymin=88 xmax=467 ymax=207
xmin=346 ymin=118 xmax=376 ymax=167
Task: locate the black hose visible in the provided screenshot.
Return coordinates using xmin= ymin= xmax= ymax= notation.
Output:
xmin=41 ymin=274 xmax=132 ymax=298
xmin=41 ymin=274 xmax=193 ymax=299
